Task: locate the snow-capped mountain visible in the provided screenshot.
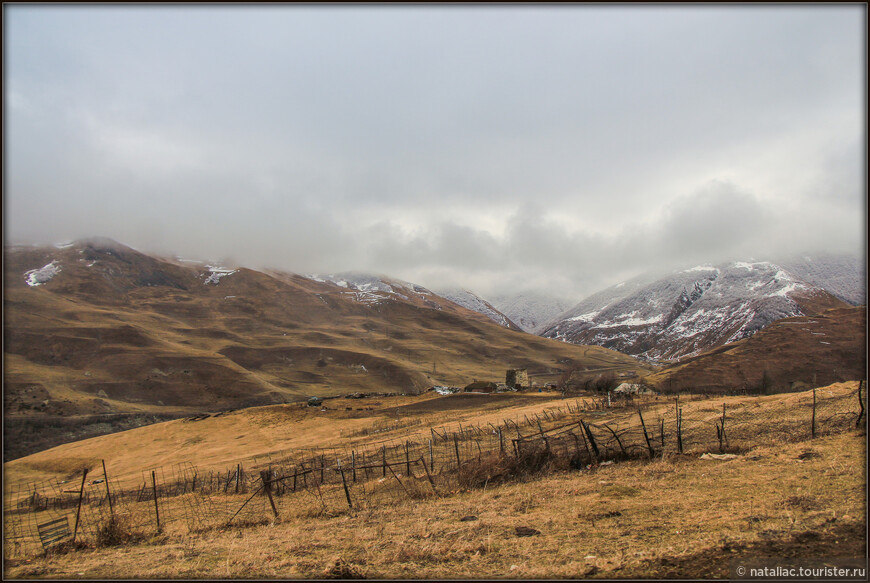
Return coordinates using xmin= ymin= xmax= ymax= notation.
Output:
xmin=539 ymin=261 xmax=850 ymax=362
xmin=488 ymin=291 xmax=573 ymax=333
xmin=432 ymin=288 xmax=521 ymax=330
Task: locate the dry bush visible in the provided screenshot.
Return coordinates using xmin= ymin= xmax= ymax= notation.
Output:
xmin=95 ymin=516 xmax=144 ymax=547
xmin=454 ymin=446 xmax=560 ymax=490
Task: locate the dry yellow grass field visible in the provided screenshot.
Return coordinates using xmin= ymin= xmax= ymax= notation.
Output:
xmin=3 ymin=382 xmax=866 ymax=579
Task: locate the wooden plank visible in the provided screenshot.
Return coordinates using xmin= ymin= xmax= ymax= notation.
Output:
xmin=38 ymin=516 xmax=71 ymax=549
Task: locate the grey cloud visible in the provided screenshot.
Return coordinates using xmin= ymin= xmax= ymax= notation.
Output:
xmin=5 ymin=5 xmax=865 ymax=304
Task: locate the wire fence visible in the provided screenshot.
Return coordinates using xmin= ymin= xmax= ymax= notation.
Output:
xmin=4 ymin=383 xmax=865 ymax=558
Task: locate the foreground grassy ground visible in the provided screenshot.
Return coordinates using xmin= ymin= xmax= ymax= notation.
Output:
xmin=5 ymin=426 xmax=865 ymax=579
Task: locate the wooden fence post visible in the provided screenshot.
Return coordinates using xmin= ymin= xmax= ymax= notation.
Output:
xmin=428 ymin=439 xmax=435 ymax=472
xmin=811 ymin=388 xmax=817 ymax=439
xmin=260 ymin=470 xmax=280 ymax=518
xmin=151 ymin=470 xmax=161 ymax=532
xmin=660 ymin=417 xmax=665 ymax=449
xmin=351 ymin=451 xmax=357 ymax=483
xmin=101 ymin=460 xmax=114 ymax=520
xmin=420 ymin=457 xmax=439 ymax=497
xmin=72 ymin=469 xmax=88 ymax=542
xmin=677 ymin=408 xmax=683 ymax=454
xmin=235 ymin=463 xmax=240 ymax=494
xmin=382 ymin=446 xmax=387 ymax=477
xmin=581 ymin=421 xmax=600 ymax=460
xmin=857 ymin=380 xmax=865 ymax=428
xmin=405 ymin=441 xmax=411 ymax=476
xmin=638 ymin=409 xmax=654 ymax=458
xmin=337 ymin=462 xmax=352 ymax=509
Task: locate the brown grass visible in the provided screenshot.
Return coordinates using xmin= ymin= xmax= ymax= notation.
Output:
xmin=4 ymin=428 xmax=864 ymax=579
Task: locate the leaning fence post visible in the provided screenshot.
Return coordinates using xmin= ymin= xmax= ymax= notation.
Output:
xmin=151 ymin=470 xmax=161 ymax=532
xmin=581 ymin=421 xmax=600 ymax=460
xmin=386 ymin=462 xmax=410 ymax=498
xmin=72 ymin=468 xmax=88 ymax=542
xmin=260 ymin=470 xmax=280 ymax=518
xmin=101 ymin=459 xmax=114 ymax=520
xmin=638 ymin=409 xmax=654 ymax=458
xmin=420 ymin=457 xmax=439 ymax=497
xmin=602 ymin=424 xmax=626 ymax=457
xmin=337 ymin=462 xmax=352 ymax=509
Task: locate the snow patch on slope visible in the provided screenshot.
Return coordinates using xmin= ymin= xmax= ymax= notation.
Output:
xmin=203 ymin=266 xmax=237 ymax=285
xmin=25 ymin=261 xmax=61 ymax=286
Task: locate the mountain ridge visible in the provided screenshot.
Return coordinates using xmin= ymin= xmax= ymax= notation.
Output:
xmin=539 ymin=260 xmax=855 ymax=362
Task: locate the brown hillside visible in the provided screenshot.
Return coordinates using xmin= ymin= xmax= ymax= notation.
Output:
xmin=644 ymin=306 xmax=866 ymax=393
xmin=4 ymin=240 xmax=651 ymax=459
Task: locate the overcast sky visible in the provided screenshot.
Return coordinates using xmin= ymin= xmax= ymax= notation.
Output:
xmin=4 ymin=5 xmax=866 ymax=301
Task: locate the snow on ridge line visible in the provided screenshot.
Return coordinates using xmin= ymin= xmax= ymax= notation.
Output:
xmin=733 ymin=261 xmax=775 ymax=270
xmin=203 ymin=266 xmax=237 ymax=285
xmin=25 ymin=261 xmax=61 ymax=286
xmin=682 ymin=265 xmax=719 ymax=273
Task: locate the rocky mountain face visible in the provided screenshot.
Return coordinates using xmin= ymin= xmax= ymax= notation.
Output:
xmin=539 ymin=261 xmax=852 ymax=362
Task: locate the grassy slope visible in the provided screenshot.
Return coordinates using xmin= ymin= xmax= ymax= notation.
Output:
xmin=3 ymin=386 xmax=865 ymax=579
xmin=4 ymin=241 xmax=651 ymax=458
xmin=5 ymin=391 xmax=574 ymax=487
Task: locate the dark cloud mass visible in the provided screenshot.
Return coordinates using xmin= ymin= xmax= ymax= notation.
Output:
xmin=4 ymin=5 xmax=866 ymax=302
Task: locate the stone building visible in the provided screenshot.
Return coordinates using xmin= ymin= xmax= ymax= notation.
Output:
xmin=506 ymin=368 xmax=530 ymax=390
